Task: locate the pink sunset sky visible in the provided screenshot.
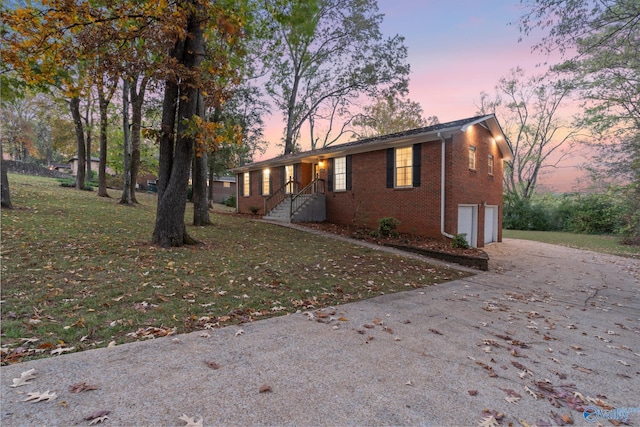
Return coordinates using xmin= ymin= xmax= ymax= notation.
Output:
xmin=260 ymin=0 xmax=591 ymax=192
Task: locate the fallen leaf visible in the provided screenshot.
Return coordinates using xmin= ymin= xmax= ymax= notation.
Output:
xmin=69 ymin=382 xmax=99 ymax=393
xmin=468 ymin=390 xmax=478 ymax=396
xmin=259 ymin=384 xmax=272 ymax=393
xmin=429 ymin=328 xmax=443 ymax=335
xmin=84 ymin=411 xmax=111 ymax=420
xmin=511 ymin=361 xmax=529 ymax=371
xmin=616 ymin=360 xmax=630 ymax=366
xmin=51 ymin=346 xmax=75 ymax=356
xmin=178 ymin=414 xmax=203 ymax=427
xmin=338 ymin=317 xmax=349 ymax=321
xmin=23 ymin=390 xmax=57 ymax=402
xmin=10 ymin=369 xmax=36 ymax=388
xmin=505 ymin=396 xmax=520 ymax=404
xmin=373 ymin=318 xmax=383 ymax=325
xmin=500 ymin=388 xmax=522 ymax=398
xmin=561 ymin=414 xmax=574 ymax=425
xmin=88 ymin=416 xmax=109 ymax=425
xmin=234 ymin=329 xmax=244 ymax=337
xmin=477 ymin=415 xmax=500 ymax=427
xmin=572 ymin=365 xmax=594 ymax=374
xmin=205 ymin=360 xmax=220 ymax=370
xmin=524 ymin=385 xmax=538 ymax=400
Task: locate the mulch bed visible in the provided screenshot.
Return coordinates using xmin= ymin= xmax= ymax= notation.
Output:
xmin=297 ymin=222 xmax=485 ymax=257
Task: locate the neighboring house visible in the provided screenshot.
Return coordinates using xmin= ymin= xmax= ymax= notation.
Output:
xmin=210 ymin=176 xmax=237 ymax=204
xmin=49 ymin=164 xmax=72 ymax=174
xmin=69 ymin=157 xmax=115 ymax=177
xmin=231 ymin=114 xmax=512 ymax=247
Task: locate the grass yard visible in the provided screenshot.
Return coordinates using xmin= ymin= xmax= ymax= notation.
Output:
xmin=503 ymin=229 xmax=640 ymax=258
xmin=1 ymin=174 xmax=470 ymax=364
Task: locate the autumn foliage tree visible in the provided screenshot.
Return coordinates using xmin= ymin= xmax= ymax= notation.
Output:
xmin=3 ymin=0 xmax=251 ymax=247
xmin=353 ymin=95 xmax=439 ymax=138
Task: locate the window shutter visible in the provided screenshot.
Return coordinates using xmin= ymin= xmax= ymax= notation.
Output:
xmin=280 ymin=166 xmax=285 ymax=188
xmin=346 ymin=155 xmax=352 ymax=190
xmin=258 ymin=172 xmax=262 ymax=195
xmin=269 ymin=174 xmax=273 ymax=194
xmin=386 ymin=148 xmax=394 ymax=188
xmin=412 ymin=143 xmax=421 ymax=187
xmin=294 ymin=164 xmax=299 ymax=181
xmin=327 ymin=158 xmax=334 ymax=192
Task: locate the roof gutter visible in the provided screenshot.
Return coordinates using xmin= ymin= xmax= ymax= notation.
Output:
xmin=439 ymin=132 xmax=454 ymax=240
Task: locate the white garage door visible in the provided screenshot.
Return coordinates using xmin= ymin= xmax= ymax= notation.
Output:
xmin=484 ymin=206 xmax=498 ymax=245
xmin=457 ymin=205 xmax=477 ymax=247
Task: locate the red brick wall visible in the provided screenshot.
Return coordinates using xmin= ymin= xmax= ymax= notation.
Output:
xmin=210 ymin=181 xmax=236 ymax=204
xmin=445 ymin=125 xmax=504 ymax=245
xmin=324 ymin=144 xmax=443 ymax=239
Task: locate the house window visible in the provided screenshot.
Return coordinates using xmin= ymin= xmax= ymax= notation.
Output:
xmin=285 ymin=165 xmax=294 ymax=193
xmin=488 ymin=154 xmax=494 ymax=175
xmin=262 ymin=169 xmax=270 ymax=195
xmin=223 ymin=181 xmax=231 ymax=188
xmin=468 ymin=146 xmax=476 ymax=170
xmin=395 ymin=146 xmax=412 ymax=187
xmin=334 ymin=157 xmax=346 ymax=191
xmin=243 ymin=172 xmax=250 ymax=196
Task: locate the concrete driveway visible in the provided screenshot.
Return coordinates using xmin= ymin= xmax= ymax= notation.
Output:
xmin=1 ymin=238 xmax=639 ymax=426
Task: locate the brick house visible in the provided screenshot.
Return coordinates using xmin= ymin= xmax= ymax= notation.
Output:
xmin=232 ymin=114 xmax=512 ymax=247
xmin=210 ymin=176 xmax=237 ymax=204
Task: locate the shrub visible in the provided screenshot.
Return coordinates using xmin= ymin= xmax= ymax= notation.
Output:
xmin=377 ymin=217 xmax=400 ymax=237
xmin=451 ymin=233 xmax=470 ymax=249
xmin=248 ymin=206 xmax=260 ymax=214
xmin=57 ymin=178 xmax=95 ymax=191
xmin=224 ymin=195 xmax=236 ymax=208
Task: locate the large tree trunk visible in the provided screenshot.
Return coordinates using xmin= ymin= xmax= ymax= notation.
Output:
xmin=129 ymin=74 xmax=149 ymax=204
xmin=86 ymin=129 xmax=92 ymax=183
xmin=119 ymin=78 xmax=133 ymax=205
xmin=153 ymin=3 xmax=204 ymax=247
xmin=97 ymin=93 xmax=110 ymax=197
xmin=70 ymin=97 xmax=86 ymax=190
xmin=208 ymin=156 xmax=216 ymax=209
xmin=192 ymin=91 xmax=211 ymax=226
xmin=1 ymin=142 xmax=12 ymax=209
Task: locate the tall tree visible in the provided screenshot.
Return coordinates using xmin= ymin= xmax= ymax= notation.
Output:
xmin=263 ymin=0 xmax=409 ymax=154
xmin=518 ymin=0 xmax=640 ymax=238
xmin=0 ymin=94 xmax=38 ymax=161
xmin=128 ymin=73 xmax=152 ymax=203
xmin=477 ymin=68 xmax=581 ymax=200
xmin=353 ymin=95 xmax=439 ymax=138
xmin=94 ymin=73 xmax=117 ymax=197
xmin=120 ymin=78 xmax=133 ymax=206
xmin=153 ymin=0 xmax=247 ymax=246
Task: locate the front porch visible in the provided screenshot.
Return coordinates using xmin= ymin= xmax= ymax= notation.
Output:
xmin=262 ymin=177 xmax=326 ymax=223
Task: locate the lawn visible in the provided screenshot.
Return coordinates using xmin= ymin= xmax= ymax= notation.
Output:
xmin=503 ymin=229 xmax=640 ymax=258
xmin=0 ymin=174 xmax=470 ymax=364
